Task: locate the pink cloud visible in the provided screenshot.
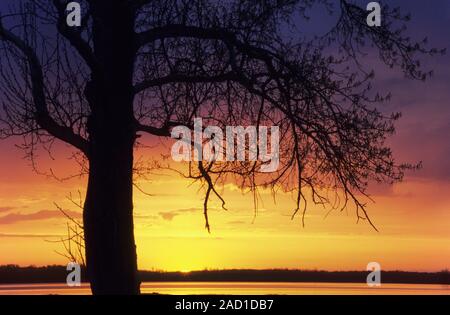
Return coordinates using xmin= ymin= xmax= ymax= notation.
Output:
xmin=0 ymin=210 xmax=81 ymax=225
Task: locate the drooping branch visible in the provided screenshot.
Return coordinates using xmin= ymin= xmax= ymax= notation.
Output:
xmin=0 ymin=18 xmax=89 ymax=155
xmin=136 ymin=24 xmax=237 ymax=48
xmin=130 ymin=0 xmax=436 ymax=231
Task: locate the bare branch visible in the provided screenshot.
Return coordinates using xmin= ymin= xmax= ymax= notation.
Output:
xmin=0 ymin=18 xmax=89 ymax=155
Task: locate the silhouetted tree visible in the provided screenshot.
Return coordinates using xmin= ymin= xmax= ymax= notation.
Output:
xmin=0 ymin=0 xmax=442 ymax=294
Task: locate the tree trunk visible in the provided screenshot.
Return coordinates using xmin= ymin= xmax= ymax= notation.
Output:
xmin=83 ymin=2 xmax=139 ymax=295
xmin=83 ymin=134 xmax=139 ymax=295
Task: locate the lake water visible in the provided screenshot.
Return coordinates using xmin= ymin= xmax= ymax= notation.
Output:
xmin=0 ymin=282 xmax=448 ymax=295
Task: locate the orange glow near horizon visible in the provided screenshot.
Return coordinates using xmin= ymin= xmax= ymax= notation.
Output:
xmin=0 ymin=135 xmax=449 ymax=273
xmin=0 ymin=0 xmax=450 ymax=278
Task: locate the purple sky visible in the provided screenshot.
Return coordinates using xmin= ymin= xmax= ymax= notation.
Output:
xmin=0 ymin=0 xmax=449 ymax=182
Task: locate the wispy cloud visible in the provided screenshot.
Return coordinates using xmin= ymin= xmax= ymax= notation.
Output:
xmin=227 ymin=220 xmax=246 ymax=225
xmin=0 ymin=233 xmax=63 ymax=238
xmin=0 ymin=210 xmax=81 ymax=225
xmin=0 ymin=206 xmax=15 ymax=213
xmin=158 ymin=208 xmax=199 ymax=221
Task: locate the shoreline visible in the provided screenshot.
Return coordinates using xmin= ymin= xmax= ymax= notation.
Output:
xmin=1 ymin=265 xmax=449 ymax=285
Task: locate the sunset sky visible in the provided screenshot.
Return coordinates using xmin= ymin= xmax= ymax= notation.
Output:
xmin=0 ymin=0 xmax=449 ymax=273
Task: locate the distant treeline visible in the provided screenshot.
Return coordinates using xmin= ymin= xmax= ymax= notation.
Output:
xmin=0 ymin=265 xmax=449 ymax=285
